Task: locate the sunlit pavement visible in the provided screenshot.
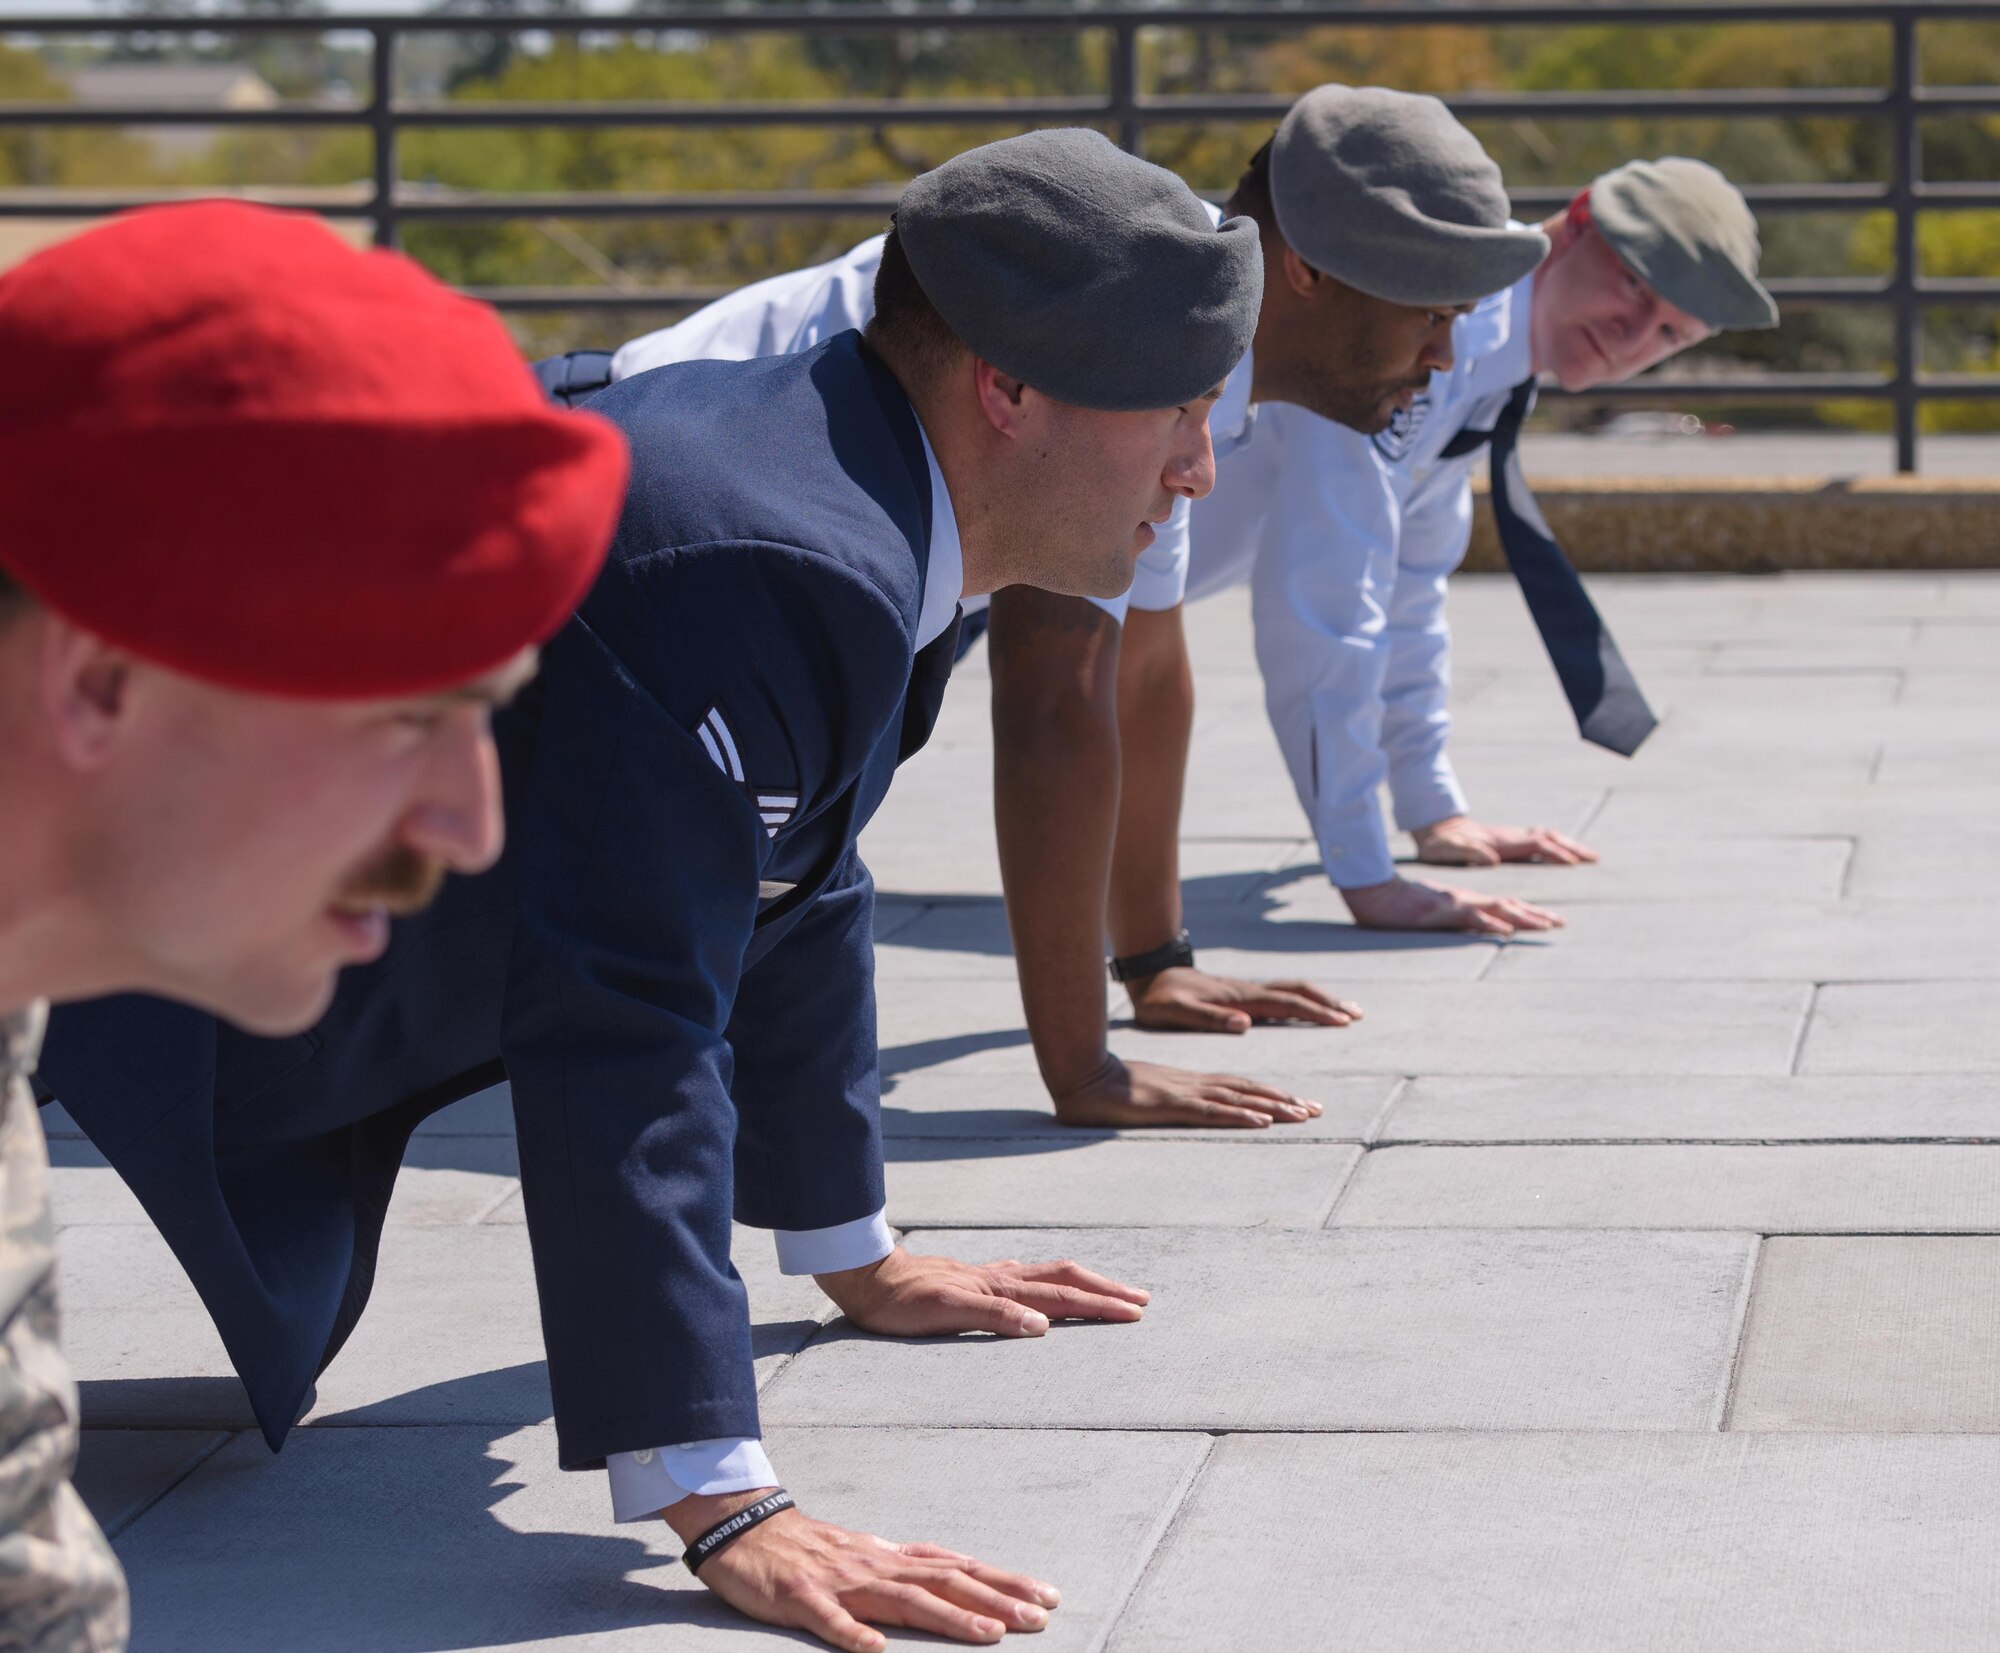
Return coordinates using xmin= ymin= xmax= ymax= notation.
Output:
xmin=55 ymin=571 xmax=2000 ymax=1651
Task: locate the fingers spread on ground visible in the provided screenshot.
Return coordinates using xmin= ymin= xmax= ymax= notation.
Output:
xmin=856 ymin=1580 xmax=1007 ymax=1644
xmin=923 ymin=1566 xmax=1052 ymax=1629
xmin=938 ymin=1286 xmax=1045 ymax=1336
xmin=895 ymin=1541 xmax=977 ymax=1565
xmin=1008 ymin=1272 xmax=1152 ymax=1312
xmin=1207 ymin=1085 xmax=1298 ymax=1115
xmin=1010 ymin=1260 xmax=1151 ymax=1301
xmin=958 ymin=1559 xmax=1062 ymax=1608
xmin=1208 ymin=1073 xmax=1297 ymax=1102
xmin=790 ymin=1587 xmax=884 ymax=1653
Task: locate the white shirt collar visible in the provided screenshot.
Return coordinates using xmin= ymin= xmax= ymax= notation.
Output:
xmin=912 ymin=419 xmax=963 ymax=651
xmin=1493 ymin=269 xmax=1537 ymax=389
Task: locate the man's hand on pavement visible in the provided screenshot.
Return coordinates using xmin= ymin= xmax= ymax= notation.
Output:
xmin=816 ymin=1245 xmax=1149 ymax=1339
xmin=1127 ymin=965 xmax=1361 ymax=1035
xmin=1050 ymin=1053 xmax=1323 ymax=1130
xmin=665 ymin=1488 xmax=1061 ymax=1652
xmin=1342 ymin=875 xmax=1563 ymax=936
xmin=1411 ymin=815 xmax=1599 ymax=868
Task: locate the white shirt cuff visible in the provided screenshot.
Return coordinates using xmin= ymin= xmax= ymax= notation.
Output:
xmin=772 ymin=1208 xmax=894 ymax=1276
xmin=1317 ymin=805 xmax=1399 ymax=891
xmin=606 ymin=1437 xmax=778 ymax=1524
xmin=1390 ymin=767 xmax=1469 ymax=835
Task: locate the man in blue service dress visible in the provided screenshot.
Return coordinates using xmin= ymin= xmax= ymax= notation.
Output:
xmin=550 ymin=84 xmax=1554 ymax=1131
xmin=42 ymin=129 xmax=1262 ymax=1651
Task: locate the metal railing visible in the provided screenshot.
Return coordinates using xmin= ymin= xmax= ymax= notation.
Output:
xmin=4 ymin=0 xmax=2000 ymax=468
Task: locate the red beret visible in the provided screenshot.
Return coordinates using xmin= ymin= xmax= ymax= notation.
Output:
xmin=0 ymin=201 xmax=628 ymax=699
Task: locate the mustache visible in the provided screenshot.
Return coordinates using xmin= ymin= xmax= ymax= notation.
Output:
xmin=331 ymin=843 xmax=447 ymax=918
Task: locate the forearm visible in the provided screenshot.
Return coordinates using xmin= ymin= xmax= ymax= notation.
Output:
xmin=988 ymin=588 xmax=1123 ymax=1098
xmin=1108 ymin=604 xmax=1194 ymax=956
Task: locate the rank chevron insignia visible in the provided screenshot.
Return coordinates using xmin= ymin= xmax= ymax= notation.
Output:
xmin=696 ymin=706 xmax=798 ymax=838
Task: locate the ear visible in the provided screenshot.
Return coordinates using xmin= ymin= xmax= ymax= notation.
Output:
xmin=971 ymin=356 xmax=1033 ymax=439
xmin=1546 ymin=192 xmax=1593 ymax=257
xmin=39 ymin=613 xmax=135 ymax=773
xmin=1279 ymin=242 xmax=1323 ymax=300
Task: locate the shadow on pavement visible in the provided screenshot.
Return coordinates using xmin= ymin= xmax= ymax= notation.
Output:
xmin=878 ymin=868 xmax=1498 ymax=959
xmin=881 ymin=1121 xmax=1108 ymax=1162
xmin=879 ymin=1026 xmax=1033 ymax=1086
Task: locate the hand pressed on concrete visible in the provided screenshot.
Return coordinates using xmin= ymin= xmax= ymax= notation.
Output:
xmin=666 ymin=1488 xmax=1061 ymax=1652
xmin=1342 ymin=874 xmax=1565 ymax=937
xmin=1412 ymin=814 xmax=1599 ymax=868
xmin=816 ymin=1245 xmax=1150 ymax=1338
xmin=1127 ymin=963 xmax=1361 ymax=1034
xmin=1050 ymin=1051 xmax=1325 ymax=1131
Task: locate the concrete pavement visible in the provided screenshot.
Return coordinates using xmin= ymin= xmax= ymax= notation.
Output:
xmin=53 ymin=571 xmax=2000 ymax=1650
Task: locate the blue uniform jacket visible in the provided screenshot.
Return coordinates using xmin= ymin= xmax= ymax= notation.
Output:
xmin=42 ymin=333 xmax=958 ymax=1469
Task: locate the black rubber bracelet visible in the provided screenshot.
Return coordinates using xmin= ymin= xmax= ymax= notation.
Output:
xmin=682 ymin=1489 xmax=796 ymax=1575
xmin=1108 ymin=928 xmax=1195 ymax=984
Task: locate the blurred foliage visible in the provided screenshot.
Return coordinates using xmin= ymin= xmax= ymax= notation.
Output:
xmin=0 ymin=43 xmax=153 ymax=185
xmin=8 ymin=7 xmax=2000 ymax=421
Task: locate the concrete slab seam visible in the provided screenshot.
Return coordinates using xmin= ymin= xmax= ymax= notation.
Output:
xmin=102 ymin=1429 xmax=238 ymax=1540
xmin=1835 ymin=836 xmax=1860 ymax=898
xmin=1360 ymin=1077 xmax=1413 ymax=1146
xmin=1571 ymin=786 xmax=1613 ymax=838
xmin=1318 ymin=1147 xmax=1373 ymax=1230
xmin=1082 ymin=1434 xmax=1217 ymax=1653
xmin=1788 ymin=983 xmax=1824 ymax=1076
xmin=1713 ymin=1233 xmax=1764 ymax=1433
xmin=1310 ymin=1147 xmax=1366 ymax=1229
xmin=467 ymin=1179 xmax=524 ymax=1227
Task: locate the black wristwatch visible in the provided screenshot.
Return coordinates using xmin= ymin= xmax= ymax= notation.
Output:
xmin=1108 ymin=928 xmax=1195 ymax=984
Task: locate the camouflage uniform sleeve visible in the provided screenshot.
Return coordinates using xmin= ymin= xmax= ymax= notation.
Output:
xmin=0 ymin=1003 xmax=128 ymax=1652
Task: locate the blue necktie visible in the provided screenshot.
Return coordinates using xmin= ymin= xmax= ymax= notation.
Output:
xmin=1442 ymin=379 xmax=1657 ymax=756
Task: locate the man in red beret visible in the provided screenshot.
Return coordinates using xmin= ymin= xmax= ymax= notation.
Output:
xmin=0 ymin=201 xmax=624 ymax=1649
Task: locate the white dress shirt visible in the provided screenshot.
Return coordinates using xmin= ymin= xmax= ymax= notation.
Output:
xmin=1186 ymin=270 xmax=1533 ymax=889
xmin=603 ymin=420 xmax=960 ymax=1526
xmin=612 ymin=222 xmax=1259 ymax=629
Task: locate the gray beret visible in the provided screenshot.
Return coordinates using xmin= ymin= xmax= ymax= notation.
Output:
xmin=1270 ymin=84 xmax=1549 ymax=308
xmin=1589 ymin=158 xmax=1778 ymax=331
xmin=895 ymin=128 xmax=1263 ymax=412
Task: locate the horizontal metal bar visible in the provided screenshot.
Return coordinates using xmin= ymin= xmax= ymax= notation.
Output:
xmin=10 ymin=85 xmax=1978 ymax=134
xmin=1916 ymin=275 xmax=2000 ymax=298
xmin=0 ymin=182 xmax=1984 ymax=230
xmin=385 ymin=95 xmax=1107 ymax=128
xmin=1913 ymin=180 xmax=2000 ymax=206
xmin=394 ymin=187 xmax=905 ymax=220
xmin=1153 ymin=87 xmax=1898 ymax=123
xmin=0 ymin=189 xmax=372 ymax=216
xmin=0 ymin=102 xmax=364 ymax=126
xmin=1 ymin=183 xmax=1991 ymax=227
xmin=1909 ymin=371 xmax=2000 ymax=393
xmin=1915 ymin=83 xmax=2000 ymax=112
xmin=7 ymin=2 xmax=2000 ymax=36
xmin=1757 ymin=275 xmax=2000 ymax=302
